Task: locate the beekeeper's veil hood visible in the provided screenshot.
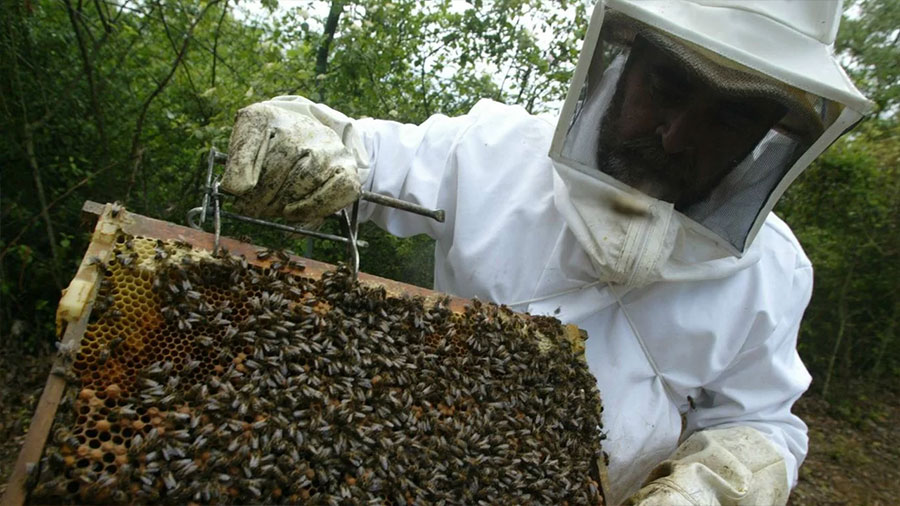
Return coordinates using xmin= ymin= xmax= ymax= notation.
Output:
xmin=549 ymin=0 xmax=872 ymax=287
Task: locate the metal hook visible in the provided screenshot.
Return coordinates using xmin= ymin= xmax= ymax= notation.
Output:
xmin=192 ymin=146 xmax=437 ymax=269
xmin=212 ymin=180 xmax=222 ymax=255
xmin=186 ymin=208 xmax=203 ymax=229
xmin=342 ymin=200 xmax=361 ymax=281
xmin=201 ymin=147 xmax=228 ymax=225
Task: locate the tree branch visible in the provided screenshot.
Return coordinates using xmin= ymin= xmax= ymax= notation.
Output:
xmin=192 ymin=36 xmax=250 ymax=88
xmin=0 ymin=160 xmax=122 ymax=264
xmin=23 ymin=122 xmax=62 ymax=290
xmin=822 ymin=263 xmax=857 ymax=398
xmin=64 ymin=0 xmax=109 ymax=159
xmin=211 ymin=0 xmax=228 ymax=87
xmin=364 ymin=62 xmax=391 ymax=113
xmin=315 ymin=0 xmax=344 ymax=102
xmin=156 ymin=1 xmax=209 ymax=117
xmin=125 ymin=0 xmax=220 ymax=202
xmin=74 ymin=0 xmax=98 ymax=46
xmin=93 ymin=0 xmax=111 ymax=34
xmin=3 ymin=6 xmax=61 ymax=288
xmin=419 ymin=58 xmax=430 ymax=117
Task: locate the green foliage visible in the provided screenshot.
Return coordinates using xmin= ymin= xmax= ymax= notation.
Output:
xmin=0 ymin=0 xmax=584 ymax=350
xmin=778 ymin=121 xmax=899 ymax=398
xmin=823 ymin=387 xmax=893 ymax=429
xmin=836 ymin=0 xmax=900 ymax=119
xmin=773 ymin=0 xmax=900 ymax=403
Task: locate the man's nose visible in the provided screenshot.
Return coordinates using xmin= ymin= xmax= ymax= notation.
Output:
xmin=656 ymin=106 xmax=700 ymax=154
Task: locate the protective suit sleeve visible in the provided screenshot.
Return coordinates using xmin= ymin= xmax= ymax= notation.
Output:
xmin=256 ymin=98 xmax=545 ymax=243
xmin=625 ymin=425 xmax=789 ymax=505
xmin=682 ymin=247 xmax=813 ymax=493
xmin=351 ymin=111 xmax=483 ymax=241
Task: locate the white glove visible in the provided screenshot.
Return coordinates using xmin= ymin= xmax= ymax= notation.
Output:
xmin=625 ymin=426 xmax=789 ymax=506
xmin=221 ymin=101 xmax=363 ymax=225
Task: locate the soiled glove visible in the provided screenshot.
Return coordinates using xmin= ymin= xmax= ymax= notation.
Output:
xmin=222 ymin=101 xmax=362 ymax=226
xmin=626 ymin=426 xmax=789 ymax=506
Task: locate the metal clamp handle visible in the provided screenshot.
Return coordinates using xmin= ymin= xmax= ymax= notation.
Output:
xmin=188 ymin=147 xmax=440 ymax=279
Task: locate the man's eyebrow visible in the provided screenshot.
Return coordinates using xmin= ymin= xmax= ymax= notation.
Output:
xmin=649 ymin=61 xmax=693 ymax=91
xmin=719 ymin=98 xmax=785 ymax=123
xmin=719 ymin=100 xmax=759 ymax=119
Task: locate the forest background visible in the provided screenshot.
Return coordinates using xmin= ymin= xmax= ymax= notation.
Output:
xmin=0 ymin=0 xmax=897 ymax=421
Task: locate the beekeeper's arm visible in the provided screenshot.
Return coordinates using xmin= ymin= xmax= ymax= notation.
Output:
xmin=629 ymin=256 xmax=813 ymax=506
xmin=222 ymin=96 xmax=516 ymax=244
xmin=220 ymin=95 xmax=479 ymax=235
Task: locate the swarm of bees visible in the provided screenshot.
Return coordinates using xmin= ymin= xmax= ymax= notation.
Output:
xmin=31 ymin=233 xmax=606 ymax=504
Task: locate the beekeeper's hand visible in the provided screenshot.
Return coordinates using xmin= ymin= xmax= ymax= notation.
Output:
xmin=221 ymin=102 xmax=362 ymax=226
xmin=625 ymin=426 xmax=789 ymax=506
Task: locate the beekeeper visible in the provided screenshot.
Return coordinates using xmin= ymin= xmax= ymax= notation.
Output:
xmin=220 ymin=1 xmax=872 ymax=504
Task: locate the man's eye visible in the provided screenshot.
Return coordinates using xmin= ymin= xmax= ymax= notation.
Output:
xmin=716 ymin=105 xmax=756 ymax=130
xmin=648 ymin=71 xmax=687 ymax=105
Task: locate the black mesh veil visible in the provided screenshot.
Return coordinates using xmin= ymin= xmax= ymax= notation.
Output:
xmin=559 ymin=12 xmax=842 ymax=252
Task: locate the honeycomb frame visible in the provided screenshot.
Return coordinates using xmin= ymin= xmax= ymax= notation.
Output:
xmin=4 ymin=201 xmax=609 ymax=505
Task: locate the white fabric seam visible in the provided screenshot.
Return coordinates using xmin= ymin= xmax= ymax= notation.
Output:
xmin=655 ymin=476 xmax=705 ymax=506
xmin=508 ymin=226 xmax=568 ymax=307
xmin=507 ymin=279 xmax=605 ymax=308
xmin=610 ymin=284 xmax=682 ymax=408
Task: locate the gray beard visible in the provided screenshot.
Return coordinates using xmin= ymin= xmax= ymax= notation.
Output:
xmin=596 ymin=131 xmax=696 ymax=208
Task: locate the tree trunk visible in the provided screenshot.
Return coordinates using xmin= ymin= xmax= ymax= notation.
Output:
xmin=211 ymin=0 xmax=229 ymax=87
xmin=315 ymin=0 xmax=344 ymax=103
xmin=64 ymin=0 xmax=108 ymax=160
xmin=870 ymin=299 xmax=898 ymax=378
xmin=24 ymin=123 xmax=62 ymax=290
xmin=125 ymin=1 xmax=219 ymax=202
xmin=822 ymin=265 xmax=855 ymax=399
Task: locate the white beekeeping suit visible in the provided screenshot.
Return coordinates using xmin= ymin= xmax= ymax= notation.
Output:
xmin=355 ymin=97 xmax=810 ymax=504
xmin=220 ymin=1 xmax=872 ymax=504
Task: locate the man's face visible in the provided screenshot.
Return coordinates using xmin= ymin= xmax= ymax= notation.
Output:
xmin=596 ymin=37 xmax=786 ymax=210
